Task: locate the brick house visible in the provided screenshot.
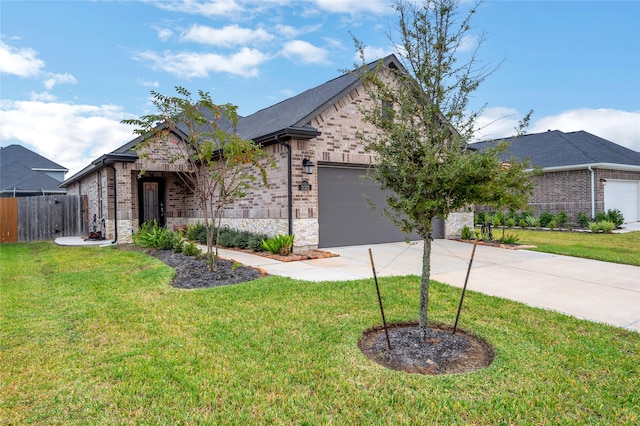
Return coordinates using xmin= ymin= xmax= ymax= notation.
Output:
xmin=60 ymin=54 xmax=472 ymax=249
xmin=473 ymin=130 xmax=640 ymax=223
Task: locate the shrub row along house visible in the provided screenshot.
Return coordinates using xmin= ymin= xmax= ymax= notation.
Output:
xmin=473 ymin=130 xmax=640 ymax=223
xmin=60 ymin=55 xmax=470 ymax=250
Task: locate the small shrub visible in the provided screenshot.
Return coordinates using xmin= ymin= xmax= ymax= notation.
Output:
xmin=249 ymin=233 xmax=269 ymax=252
xmin=554 ymin=210 xmax=569 ymax=226
xmin=491 ymin=212 xmax=504 ymax=226
xmin=539 ymin=212 xmax=554 ymax=227
xmin=217 ymin=227 xmax=235 ymax=247
xmin=505 ymin=217 xmax=517 ymax=228
xmin=474 ymin=212 xmax=487 ymax=225
xmin=186 ymin=223 xmax=207 ymax=244
xmin=595 ymin=212 xmax=607 ymax=222
xmin=588 ymin=221 xmax=600 ymax=233
xmin=182 ymin=242 xmax=201 ymax=257
xmin=231 ymin=231 xmax=253 ymax=249
xmin=500 ymin=233 xmax=520 ymax=244
xmin=605 ymin=209 xmax=624 ymax=227
xmin=524 ymin=215 xmax=540 ymax=228
xmin=261 ymin=234 xmax=295 ymax=255
xmin=548 ymin=220 xmax=557 ymax=230
xmin=598 ymin=220 xmax=615 ymax=233
xmin=460 ymin=225 xmax=473 ymax=240
xmin=576 ymin=212 xmax=590 ymax=228
xmin=133 ymin=220 xmax=183 ymax=251
xmin=474 ymin=229 xmax=482 ymax=239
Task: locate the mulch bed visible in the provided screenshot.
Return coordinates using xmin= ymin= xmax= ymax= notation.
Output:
xmin=359 ymin=321 xmax=495 ymax=375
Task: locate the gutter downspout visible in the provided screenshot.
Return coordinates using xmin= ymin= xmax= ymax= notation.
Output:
xmin=104 ymin=161 xmax=118 ymax=244
xmin=588 ymin=165 xmax=595 ymax=219
xmin=275 ymin=135 xmax=293 ymax=236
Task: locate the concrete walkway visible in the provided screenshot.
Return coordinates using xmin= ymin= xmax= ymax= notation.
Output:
xmin=216 ymin=239 xmax=640 ymax=332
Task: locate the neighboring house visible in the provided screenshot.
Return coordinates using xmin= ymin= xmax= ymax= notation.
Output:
xmin=473 ymin=130 xmax=640 ymax=223
xmin=60 ymin=54 xmax=472 ymax=249
xmin=0 ymin=145 xmax=68 ymax=197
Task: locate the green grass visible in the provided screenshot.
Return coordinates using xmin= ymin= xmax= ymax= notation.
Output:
xmin=505 ymin=229 xmax=640 ymax=266
xmin=1 ymin=242 xmax=639 ymax=424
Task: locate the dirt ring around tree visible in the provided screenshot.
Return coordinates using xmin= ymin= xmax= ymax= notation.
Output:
xmin=358 ymin=321 xmax=495 ymax=375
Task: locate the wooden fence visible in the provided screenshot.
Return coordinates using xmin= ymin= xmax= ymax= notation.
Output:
xmin=0 ymin=195 xmax=84 ymax=243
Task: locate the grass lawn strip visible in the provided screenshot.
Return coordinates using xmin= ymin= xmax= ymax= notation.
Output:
xmin=505 ymin=229 xmax=640 ymax=266
xmin=1 ymin=242 xmax=638 ymax=424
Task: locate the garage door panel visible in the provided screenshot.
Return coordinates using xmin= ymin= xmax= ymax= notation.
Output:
xmin=318 ymin=166 xmax=420 ymax=247
xmin=604 ymin=180 xmax=639 ymax=223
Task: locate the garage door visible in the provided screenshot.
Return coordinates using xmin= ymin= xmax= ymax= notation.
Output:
xmin=604 ymin=180 xmax=639 ymax=223
xmin=318 ymin=166 xmax=430 ymax=248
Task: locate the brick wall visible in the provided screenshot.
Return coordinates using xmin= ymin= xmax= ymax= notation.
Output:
xmin=522 ymin=168 xmax=640 ymax=222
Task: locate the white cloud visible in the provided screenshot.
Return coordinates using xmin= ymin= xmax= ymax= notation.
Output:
xmin=0 ymin=100 xmax=136 ymax=177
xmin=281 ymin=40 xmax=330 ymax=65
xmin=152 ymin=0 xmax=243 ymax=17
xmin=29 ymin=91 xmax=56 ymax=102
xmin=274 ymin=23 xmax=323 ymax=39
xmin=135 ymin=47 xmax=270 ymax=78
xmin=354 ymin=45 xmax=391 ymax=63
xmin=181 ymin=24 xmax=274 ymax=47
xmin=314 ymin=0 xmax=392 ymax=15
xmin=43 ymin=72 xmax=77 ymax=90
xmin=138 ymin=79 xmax=160 ymax=88
xmin=157 ymin=28 xmax=174 ymax=42
xmin=472 ymin=107 xmax=521 ymax=141
xmin=0 ymin=40 xmax=45 ymax=77
xmin=474 ymin=107 xmax=640 ymax=152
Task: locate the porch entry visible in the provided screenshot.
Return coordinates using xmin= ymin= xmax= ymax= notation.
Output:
xmin=138 ymin=178 xmax=166 ymax=227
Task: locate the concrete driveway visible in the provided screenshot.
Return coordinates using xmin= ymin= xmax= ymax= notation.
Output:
xmin=218 ymin=239 xmax=640 ymax=332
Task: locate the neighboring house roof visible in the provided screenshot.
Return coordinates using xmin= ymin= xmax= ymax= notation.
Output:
xmin=0 ymin=145 xmax=68 ymax=195
xmin=1 ymin=144 xmax=68 ymax=171
xmin=472 ymin=130 xmax=640 ymax=170
xmin=61 ymin=54 xmax=403 ymax=187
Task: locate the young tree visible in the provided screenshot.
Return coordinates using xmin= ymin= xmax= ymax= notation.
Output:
xmin=123 ymin=87 xmax=270 ymax=271
xmin=356 ymin=0 xmax=535 ymax=339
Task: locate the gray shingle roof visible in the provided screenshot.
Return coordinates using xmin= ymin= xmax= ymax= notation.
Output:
xmin=235 ymin=54 xmax=401 ymax=141
xmin=1 ymin=145 xmax=68 ymax=194
xmin=472 ymin=130 xmax=640 ymax=168
xmin=1 ymin=144 xmax=67 ymax=171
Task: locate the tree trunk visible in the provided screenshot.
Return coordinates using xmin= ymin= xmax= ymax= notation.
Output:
xmin=419 ymin=234 xmax=433 ymax=341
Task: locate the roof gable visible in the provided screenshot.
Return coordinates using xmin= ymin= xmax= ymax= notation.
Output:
xmin=234 ymin=54 xmax=403 ymax=141
xmin=473 ymin=130 xmax=640 ymax=168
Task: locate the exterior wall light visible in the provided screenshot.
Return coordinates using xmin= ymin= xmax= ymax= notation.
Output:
xmin=302 ymin=158 xmax=315 ymax=175
xmin=599 ymin=178 xmax=607 ymax=186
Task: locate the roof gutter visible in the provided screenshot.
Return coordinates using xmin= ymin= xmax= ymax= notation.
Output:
xmin=253 ymin=127 xmax=320 ymax=145
xmin=532 ymin=162 xmax=640 ymax=173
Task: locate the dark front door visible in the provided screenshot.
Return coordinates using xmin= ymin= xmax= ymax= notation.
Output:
xmin=139 ymin=178 xmax=165 ymax=227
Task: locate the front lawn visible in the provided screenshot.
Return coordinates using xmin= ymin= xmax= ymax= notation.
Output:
xmin=1 ymin=242 xmax=638 ymax=424
xmin=506 ymin=229 xmax=640 ymax=266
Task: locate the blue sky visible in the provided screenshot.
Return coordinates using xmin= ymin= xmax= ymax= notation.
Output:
xmin=1 ymin=0 xmax=639 ymax=176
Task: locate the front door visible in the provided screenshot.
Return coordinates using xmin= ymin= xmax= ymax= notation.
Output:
xmin=138 ymin=178 xmax=165 ymax=227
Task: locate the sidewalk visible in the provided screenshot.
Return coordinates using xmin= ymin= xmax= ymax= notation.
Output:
xmin=217 ymin=239 xmax=640 ymax=332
